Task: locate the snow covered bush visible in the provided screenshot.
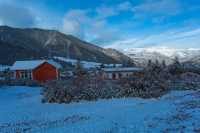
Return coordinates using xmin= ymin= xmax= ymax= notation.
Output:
xmin=42 ymin=80 xmax=73 ymax=103
xmin=171 ymin=72 xmax=200 ymax=90
xmin=117 ymin=60 xmax=172 ymax=98
xmin=43 ymin=59 xmax=200 ymax=103
xmin=42 ymin=68 xmax=170 ymax=104
xmin=42 ymin=68 xmax=123 ymax=103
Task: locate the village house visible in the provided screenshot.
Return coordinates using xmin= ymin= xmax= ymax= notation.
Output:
xmin=102 ymin=67 xmax=144 ymax=80
xmin=0 ymin=65 xmax=12 ymax=80
xmin=0 ymin=65 xmax=10 ymax=75
xmin=11 ymin=60 xmax=62 ymax=82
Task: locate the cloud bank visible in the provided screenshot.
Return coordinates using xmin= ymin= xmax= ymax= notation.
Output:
xmin=105 ymin=28 xmax=200 ymax=49
xmin=0 ymin=3 xmax=36 ymax=28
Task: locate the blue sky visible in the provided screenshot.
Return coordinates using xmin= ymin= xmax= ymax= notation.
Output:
xmin=0 ymin=0 xmax=200 ymax=49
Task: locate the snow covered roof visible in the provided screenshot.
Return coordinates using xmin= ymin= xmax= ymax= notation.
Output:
xmin=0 ymin=65 xmax=11 ymax=72
xmin=11 ymin=60 xmax=62 ymax=70
xmin=103 ymin=67 xmax=144 ymax=72
xmin=54 ymin=56 xmax=123 ymax=69
xmin=104 ymin=64 xmax=123 ymax=67
xmin=54 ymin=56 xmax=102 ymax=69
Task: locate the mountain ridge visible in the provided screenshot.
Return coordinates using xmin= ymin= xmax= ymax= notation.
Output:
xmin=117 ymin=46 xmax=200 ymax=66
xmin=0 ymin=26 xmax=132 ymax=65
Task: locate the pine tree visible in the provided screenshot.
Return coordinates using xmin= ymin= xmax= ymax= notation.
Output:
xmin=123 ymin=59 xmax=135 ymax=67
xmin=75 ymin=59 xmax=85 ymax=76
xmin=147 ymin=59 xmax=153 ymax=68
xmin=162 ymin=60 xmax=166 ymax=68
xmin=4 ymin=68 xmax=12 ymax=81
xmin=169 ymin=57 xmax=183 ymax=75
xmin=74 ymin=59 xmax=86 ymax=89
xmin=100 ymin=63 xmax=105 ymax=69
xmin=155 ymin=59 xmax=159 ymax=66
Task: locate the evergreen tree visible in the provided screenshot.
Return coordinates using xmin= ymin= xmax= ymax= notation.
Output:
xmin=169 ymin=57 xmax=183 ymax=75
xmin=147 ymin=59 xmax=153 ymax=68
xmin=100 ymin=63 xmax=105 ymax=69
xmin=74 ymin=59 xmax=86 ymax=89
xmin=123 ymin=59 xmax=135 ymax=67
xmin=155 ymin=59 xmax=159 ymax=66
xmin=162 ymin=60 xmax=167 ymax=68
xmin=4 ymin=68 xmax=12 ymax=80
xmin=75 ymin=59 xmax=85 ymax=76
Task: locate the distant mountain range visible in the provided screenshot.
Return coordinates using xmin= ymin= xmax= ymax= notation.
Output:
xmin=0 ymin=26 xmax=132 ymax=65
xmin=1 ymin=26 xmax=200 ymax=67
xmin=120 ymin=47 xmax=200 ymax=66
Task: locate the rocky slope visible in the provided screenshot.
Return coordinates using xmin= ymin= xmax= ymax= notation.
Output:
xmin=0 ymin=26 xmax=131 ymax=65
xmin=104 ymin=48 xmax=135 ymax=66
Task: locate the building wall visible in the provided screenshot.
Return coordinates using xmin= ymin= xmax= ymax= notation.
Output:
xmin=32 ymin=63 xmax=59 ymax=82
xmin=103 ymin=71 xmax=142 ymax=80
xmin=103 ymin=72 xmax=122 ymax=80
xmin=15 ymin=70 xmax=33 ymax=80
xmin=15 ymin=70 xmax=21 ymax=79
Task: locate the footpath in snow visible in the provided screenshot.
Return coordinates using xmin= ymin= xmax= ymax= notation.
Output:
xmin=0 ymin=86 xmax=200 ymax=133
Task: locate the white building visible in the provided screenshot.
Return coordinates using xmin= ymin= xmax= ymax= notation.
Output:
xmin=0 ymin=65 xmax=11 ymax=72
xmin=102 ymin=67 xmax=144 ymax=80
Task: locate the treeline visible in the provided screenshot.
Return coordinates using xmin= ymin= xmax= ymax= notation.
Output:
xmin=41 ymin=57 xmax=200 ymax=104
xmin=2 ymin=57 xmax=200 ymax=104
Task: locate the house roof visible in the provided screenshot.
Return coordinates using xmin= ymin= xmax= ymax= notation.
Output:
xmin=103 ymin=67 xmax=144 ymax=72
xmin=0 ymin=65 xmax=11 ymax=72
xmin=54 ymin=56 xmax=123 ymax=69
xmin=11 ymin=60 xmax=62 ymax=71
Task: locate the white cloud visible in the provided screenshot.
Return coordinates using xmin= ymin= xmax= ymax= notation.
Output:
xmin=61 ymin=1 xmax=135 ymax=44
xmin=60 ymin=0 xmax=199 ymax=48
xmin=175 ymin=28 xmax=200 ymax=39
xmin=62 ymin=9 xmax=89 ymax=38
xmin=63 ymin=20 xmax=82 ymax=35
xmin=62 ymin=4 xmax=127 ymax=44
xmin=96 ymin=7 xmax=117 ymax=19
xmin=104 ymin=38 xmax=139 ymax=49
xmin=105 ymin=28 xmax=200 ymax=49
xmin=117 ymin=1 xmax=132 ymax=11
xmin=132 ymin=0 xmax=181 ymax=22
xmin=0 ymin=3 xmax=36 ymax=27
xmin=134 ymin=0 xmax=180 ymax=15
xmin=64 ymin=9 xmax=90 ymax=23
xmin=96 ymin=1 xmax=133 ymax=19
xmin=61 ymin=0 xmax=184 ymax=44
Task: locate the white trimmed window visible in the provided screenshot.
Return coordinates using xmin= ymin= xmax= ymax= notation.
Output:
xmin=20 ymin=71 xmax=32 ymax=80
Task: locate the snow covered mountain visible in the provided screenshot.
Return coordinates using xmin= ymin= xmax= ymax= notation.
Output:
xmin=119 ymin=47 xmax=200 ymax=66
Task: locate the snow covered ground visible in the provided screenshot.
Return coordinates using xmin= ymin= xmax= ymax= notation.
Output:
xmin=0 ymin=86 xmax=200 ymax=133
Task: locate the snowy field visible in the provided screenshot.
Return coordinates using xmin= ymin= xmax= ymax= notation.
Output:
xmin=0 ymin=86 xmax=200 ymax=133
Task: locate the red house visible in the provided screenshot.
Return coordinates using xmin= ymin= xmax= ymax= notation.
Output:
xmin=11 ymin=60 xmax=62 ymax=82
